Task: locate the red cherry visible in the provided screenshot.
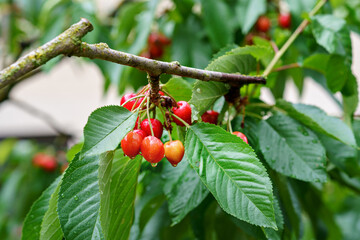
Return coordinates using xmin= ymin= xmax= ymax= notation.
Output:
xmin=164 ymin=140 xmax=185 ymax=167
xmin=121 ymin=131 xmax=144 ymax=158
xmin=149 ymin=45 xmax=164 ymax=59
xmin=140 ymin=118 xmax=163 ymax=139
xmin=32 ymin=153 xmax=57 ymax=172
xmin=141 ymin=136 xmax=165 ymax=165
xmin=232 ymin=131 xmax=248 ymax=144
xmin=278 ymin=13 xmax=291 ymax=29
xmin=172 ymin=101 xmax=192 ymax=126
xmin=120 ymin=93 xmax=142 ymax=111
xmin=256 ymin=16 xmax=271 ymax=32
xmin=148 ymin=33 xmax=171 ymax=46
xmin=201 ymin=110 xmax=219 ymax=124
xmin=42 ymin=158 xmax=57 ymax=172
xmin=133 ymin=129 xmax=147 ymax=139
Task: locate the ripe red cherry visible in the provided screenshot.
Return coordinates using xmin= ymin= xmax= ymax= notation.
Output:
xmin=278 ymin=13 xmax=291 ymax=28
xmin=232 ymin=131 xmax=248 ymax=144
xmin=141 ymin=136 xmax=165 ymax=165
xmin=148 ymin=33 xmax=171 ymax=46
xmin=256 ymin=16 xmax=271 ymax=32
xmin=32 ymin=153 xmax=57 ymax=172
xmin=172 ymin=101 xmax=192 ymax=126
xmin=121 ymin=131 xmax=144 ymax=158
xmin=120 ymin=93 xmax=142 ymax=111
xmin=140 ymin=118 xmax=163 ymax=139
xmin=149 ymin=45 xmax=164 ymax=59
xmin=133 ymin=129 xmax=147 ymax=139
xmin=164 ymin=140 xmax=185 ymax=167
xmin=201 ymin=110 xmax=219 ymax=124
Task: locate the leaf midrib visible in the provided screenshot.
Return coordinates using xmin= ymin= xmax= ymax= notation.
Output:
xmin=189 ymin=127 xmax=274 ymax=227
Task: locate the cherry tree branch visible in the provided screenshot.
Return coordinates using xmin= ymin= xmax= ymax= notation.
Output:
xmin=0 ymin=18 xmax=265 ymax=90
xmin=0 ymin=18 xmax=93 ymax=89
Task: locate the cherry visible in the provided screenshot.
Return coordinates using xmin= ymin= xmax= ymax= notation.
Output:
xmin=141 ymin=136 xmax=165 ymax=165
xmin=148 ymin=32 xmax=171 ymax=46
xmin=232 ymin=131 xmax=248 ymax=144
xmin=121 ymin=131 xmax=144 ymax=158
xmin=149 ymin=44 xmax=164 ymax=59
xmin=164 ymin=140 xmax=185 ymax=167
xmin=120 ymin=93 xmax=142 ymax=111
xmin=140 ymin=118 xmax=163 ymax=139
xmin=172 ymin=101 xmax=192 ymax=126
xmin=32 ymin=153 xmax=57 ymax=172
xmin=256 ymin=16 xmax=271 ymax=32
xmin=133 ymin=129 xmax=147 ymax=139
xmin=201 ymin=110 xmax=219 ymax=124
xmin=278 ymin=13 xmax=291 ymax=29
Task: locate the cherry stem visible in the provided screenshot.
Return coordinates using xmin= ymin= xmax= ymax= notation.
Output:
xmin=146 ymin=96 xmax=155 ymax=137
xmin=227 ymin=111 xmax=233 ymax=133
xmin=170 ymin=112 xmax=191 ymax=128
xmin=121 ymin=95 xmax=145 ymax=108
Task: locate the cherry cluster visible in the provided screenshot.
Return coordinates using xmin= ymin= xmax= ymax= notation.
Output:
xmin=140 ymin=32 xmax=171 ymax=59
xmin=246 ymin=13 xmax=291 ymax=45
xmin=256 ymin=13 xmax=291 ymax=33
xmin=119 ymin=86 xmax=249 ymax=167
xmin=120 ymin=90 xmax=191 ymax=167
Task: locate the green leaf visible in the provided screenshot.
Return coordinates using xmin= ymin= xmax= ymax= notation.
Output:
xmin=189 ymin=81 xmax=229 ymax=116
xmin=40 ymin=178 xmax=63 ymax=240
xmin=303 ymin=54 xmax=330 ymax=74
xmin=81 ymin=106 xmax=137 ymax=157
xmin=229 ymin=45 xmax=274 ymax=66
xmin=66 ymin=142 xmax=83 ymax=163
xmin=276 ymin=100 xmax=356 ymax=147
xmin=22 ymin=177 xmax=60 ymax=240
xmin=185 ymin=123 xmax=276 ymax=229
xmin=236 ymin=0 xmax=266 ymax=34
xmin=325 ymin=55 xmax=349 ymax=92
xmin=190 ymin=53 xmax=257 ymax=116
xmin=258 ymin=113 xmax=327 ymax=182
xmin=162 ymin=77 xmax=192 ymax=102
xmin=206 ymin=53 xmax=257 ymax=74
xmin=58 ymin=152 xmax=113 ymax=240
xmin=162 ymin=158 xmax=209 ymax=225
xmin=100 ymin=151 xmax=141 ymax=240
xmin=311 ymin=14 xmax=352 ymax=58
xmin=317 ymin=133 xmax=360 ymax=177
xmin=263 ymin=199 xmax=284 ymax=240
xmin=200 ymin=0 xmax=233 ymax=49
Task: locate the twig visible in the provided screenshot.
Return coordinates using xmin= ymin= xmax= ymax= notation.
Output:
xmin=263 ymin=0 xmax=327 ymax=77
xmin=0 ymin=18 xmax=266 ymax=90
xmin=272 ymin=63 xmax=300 ymax=72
